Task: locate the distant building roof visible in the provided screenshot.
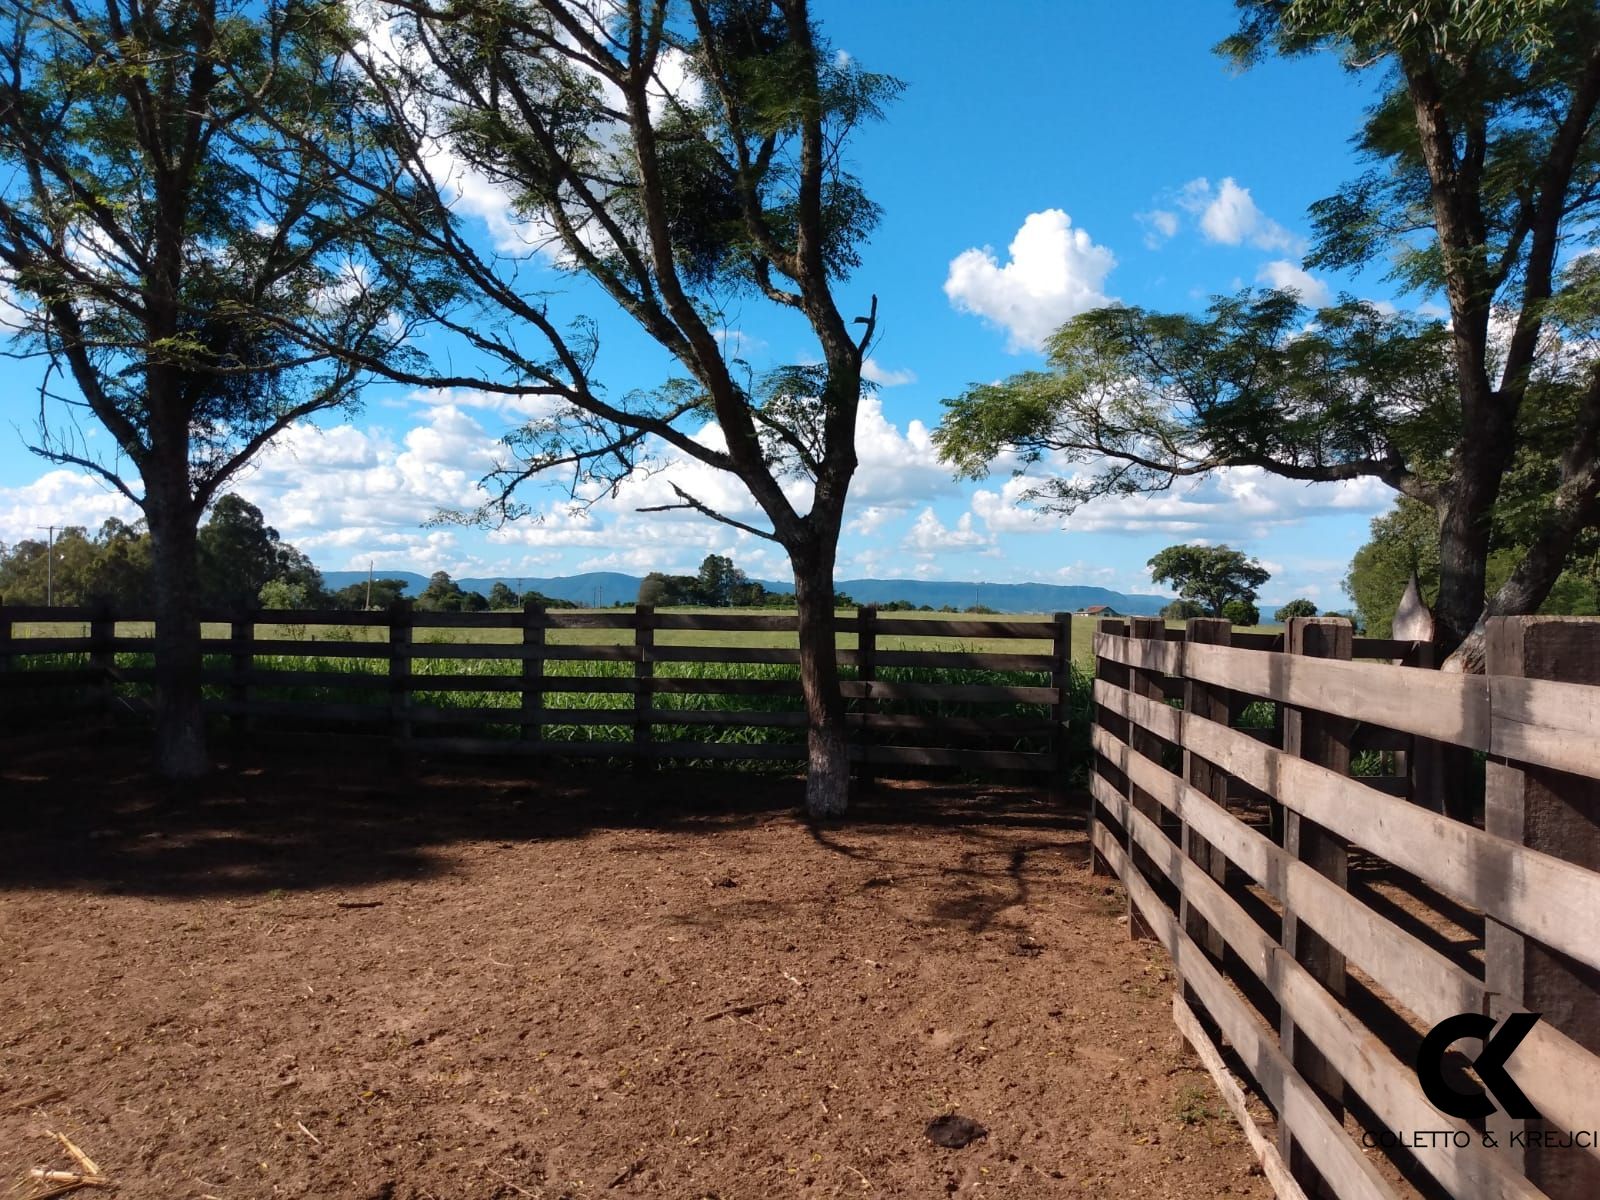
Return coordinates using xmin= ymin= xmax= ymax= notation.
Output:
xmin=1079 ymin=604 xmax=1117 ymax=614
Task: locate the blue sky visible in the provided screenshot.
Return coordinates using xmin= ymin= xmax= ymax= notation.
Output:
xmin=0 ymin=0 xmax=1414 ymax=605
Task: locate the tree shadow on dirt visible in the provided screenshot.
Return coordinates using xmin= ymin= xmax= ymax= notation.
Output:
xmin=0 ymin=729 xmax=1087 ymax=902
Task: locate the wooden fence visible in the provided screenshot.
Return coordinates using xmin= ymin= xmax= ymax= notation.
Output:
xmin=0 ymin=601 xmax=1075 ymax=779
xmin=1090 ymin=615 xmax=1600 ymax=1200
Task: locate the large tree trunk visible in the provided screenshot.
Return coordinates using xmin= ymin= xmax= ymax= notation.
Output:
xmin=147 ymin=497 xmax=209 ymax=779
xmin=791 ymin=540 xmax=849 ymax=818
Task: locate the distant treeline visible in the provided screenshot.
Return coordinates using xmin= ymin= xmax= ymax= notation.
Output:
xmin=0 ymin=495 xmax=573 ymax=613
xmin=3 ymin=517 xmax=1001 ymax=615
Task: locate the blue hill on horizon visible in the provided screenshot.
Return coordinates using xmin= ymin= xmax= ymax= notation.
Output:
xmin=319 ymin=568 xmax=1179 ymax=615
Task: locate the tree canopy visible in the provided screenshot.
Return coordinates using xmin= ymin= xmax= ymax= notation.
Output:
xmin=1147 ymin=544 xmax=1270 ymax=618
xmin=297 ymin=0 xmax=898 ymax=813
xmin=0 ymin=0 xmax=428 ymax=774
xmin=935 ymin=0 xmax=1600 ymax=669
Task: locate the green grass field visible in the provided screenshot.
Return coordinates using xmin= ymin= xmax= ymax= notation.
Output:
xmin=12 ymin=608 xmax=1283 ymax=666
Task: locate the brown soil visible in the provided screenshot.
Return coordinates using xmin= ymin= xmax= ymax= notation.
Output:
xmin=0 ymin=735 xmax=1268 ymax=1199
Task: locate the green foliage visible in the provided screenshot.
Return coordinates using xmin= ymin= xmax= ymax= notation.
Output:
xmin=258 ymin=580 xmax=312 ymax=611
xmin=1222 ymin=598 xmax=1260 ymax=627
xmin=416 ymin=571 xmax=489 ymax=613
xmin=938 ymin=2 xmax=1600 ymax=653
xmin=488 ymin=582 xmax=518 ymax=609
xmin=0 ymin=498 xmax=323 ymax=610
xmin=0 ymin=0 xmax=428 ymax=502
xmin=329 ymin=578 xmax=411 ymax=611
xmin=1147 ymin=545 xmax=1271 ymax=617
xmin=198 ymin=496 xmax=324 ymax=610
xmin=1346 ymin=498 xmax=1597 ymax=635
xmin=0 ymin=520 xmax=147 ymax=606
xmin=934 ymin=292 xmax=1456 ymax=509
xmin=1274 ymin=598 xmax=1319 ymax=622
xmin=1161 ymin=599 xmax=1207 ymax=620
xmin=639 ymin=554 xmax=788 ymax=608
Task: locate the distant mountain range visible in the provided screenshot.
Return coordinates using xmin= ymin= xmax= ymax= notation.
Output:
xmin=319 ymin=568 xmax=1176 ymax=615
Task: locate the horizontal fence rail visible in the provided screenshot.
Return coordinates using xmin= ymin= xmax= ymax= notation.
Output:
xmin=0 ymin=601 xmax=1079 ymax=781
xmin=1089 ymin=615 xmax=1600 ymax=1200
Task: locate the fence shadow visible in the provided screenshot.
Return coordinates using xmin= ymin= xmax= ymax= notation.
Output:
xmin=0 ymin=728 xmax=1083 ymax=901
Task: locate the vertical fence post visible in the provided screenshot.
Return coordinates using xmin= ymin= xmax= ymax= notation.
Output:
xmin=521 ymin=598 xmax=546 ymax=752
xmin=229 ymin=613 xmax=253 ymax=746
xmin=1180 ymin=618 xmax=1231 ymax=969
xmin=1485 ymin=616 xmax=1600 ymax=1199
xmin=1092 ymin=618 xmax=1129 ymax=882
xmin=1279 ymin=616 xmax=1353 ymax=1196
xmin=856 ymin=603 xmax=877 ymax=790
xmin=1050 ymin=612 xmax=1072 ymax=806
xmin=633 ymin=603 xmax=654 ymax=770
xmin=90 ymin=601 xmax=115 ymax=718
xmin=1124 ymin=616 xmax=1171 ymax=940
xmin=0 ymin=599 xmax=12 ymax=719
xmin=1407 ymin=638 xmax=1447 ymax=812
xmin=388 ymin=599 xmax=413 ymax=758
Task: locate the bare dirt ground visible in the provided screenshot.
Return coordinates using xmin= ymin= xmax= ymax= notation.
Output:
xmin=0 ymin=734 xmax=1268 ymax=1199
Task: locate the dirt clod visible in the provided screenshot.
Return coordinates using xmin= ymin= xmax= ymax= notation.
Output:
xmin=925 ymin=1113 xmax=988 ymax=1148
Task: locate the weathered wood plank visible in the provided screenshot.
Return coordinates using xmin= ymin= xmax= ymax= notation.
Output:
xmin=1490 ymin=675 xmax=1600 ymax=781
xmin=1172 ymin=993 xmax=1310 ymax=1200
xmin=201 ymin=638 xmax=391 ymax=658
xmin=1093 ymin=829 xmax=1397 ymax=1200
xmin=1091 ymin=678 xmax=1181 ymax=742
xmin=1183 ymin=642 xmax=1492 ymax=750
xmin=1179 ymin=712 xmax=1600 ymax=974
xmin=1091 ymin=632 xmax=1184 ymax=676
xmin=652 ymin=612 xmax=800 ymax=632
xmin=1090 ymin=730 xmax=1487 ymax=1025
xmin=1109 ymin=795 xmax=1543 ymax=1200
xmin=839 ymin=680 xmax=1057 ymax=704
xmin=873 ymin=617 xmax=1054 ymax=639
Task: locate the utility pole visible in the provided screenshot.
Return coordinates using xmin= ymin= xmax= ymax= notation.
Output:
xmin=37 ymin=526 xmax=54 ymax=607
xmin=365 ymin=560 xmax=374 ymax=610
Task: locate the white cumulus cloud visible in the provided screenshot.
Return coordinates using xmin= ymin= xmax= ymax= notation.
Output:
xmin=861 ymin=357 xmax=916 ymax=387
xmin=1179 ymin=177 xmax=1300 ymax=253
xmin=944 ymin=209 xmax=1116 ymax=352
xmin=1256 ymin=259 xmax=1331 ymax=306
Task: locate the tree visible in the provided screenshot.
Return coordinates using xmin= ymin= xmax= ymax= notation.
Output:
xmin=1222 ymin=598 xmax=1260 ymax=627
xmin=696 ymin=555 xmax=746 ymax=608
xmin=520 ymin=589 xmax=578 ymax=610
xmin=1161 ymin=599 xmax=1206 ymax=620
xmin=488 ymin=581 xmax=519 ymax=609
xmin=1275 ymin=599 xmax=1319 ymax=622
xmin=317 ymin=0 xmax=898 ymax=815
xmin=417 ymin=571 xmax=466 ymax=612
xmin=0 ymin=0 xmax=422 ymax=775
xmin=259 ymin=579 xmax=312 ymax=610
xmin=1147 ymin=545 xmax=1270 ymax=618
xmin=1347 ymin=496 xmax=1598 ymax=635
xmin=331 ymin=577 xmax=411 ymax=610
xmin=638 ymin=572 xmax=702 ymax=607
xmin=936 ymin=3 xmax=1600 ymax=671
xmin=198 ymin=496 xmax=324 ymax=610
xmin=0 ymin=518 xmax=152 ymax=607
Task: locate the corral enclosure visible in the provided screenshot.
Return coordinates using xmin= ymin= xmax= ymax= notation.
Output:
xmin=1090 ymin=615 xmax=1600 ymax=1200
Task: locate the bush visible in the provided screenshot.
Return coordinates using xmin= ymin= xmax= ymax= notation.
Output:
xmin=1161 ymin=599 xmax=1206 ymax=620
xmin=1274 ymin=598 xmax=1318 ymax=622
xmin=1222 ymin=599 xmax=1259 ymax=626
